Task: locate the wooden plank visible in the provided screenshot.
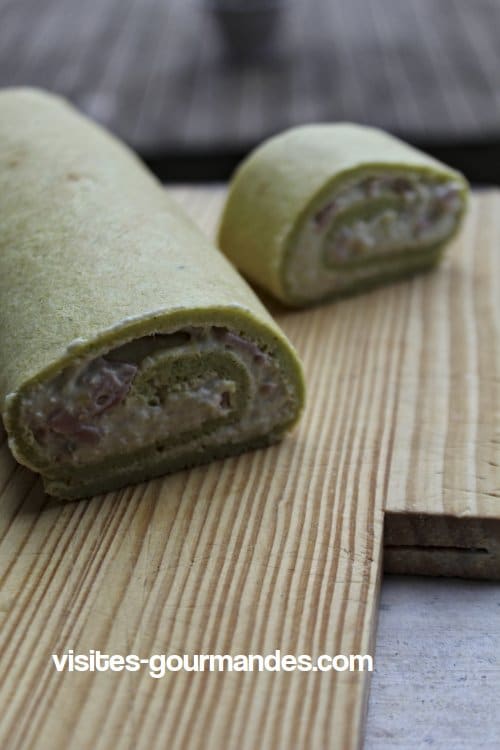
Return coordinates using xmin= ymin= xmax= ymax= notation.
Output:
xmin=174 ymin=187 xmax=500 ymax=582
xmin=0 ymin=186 xmax=388 ymax=750
xmin=382 ymin=192 xmax=500 ymax=578
xmin=176 ymin=187 xmax=500 ymax=580
xmin=0 ymin=187 xmax=499 ymax=750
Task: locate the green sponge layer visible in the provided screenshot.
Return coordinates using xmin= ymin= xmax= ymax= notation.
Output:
xmin=218 ymin=124 xmax=469 ymax=306
xmin=0 ymin=88 xmax=304 ymax=499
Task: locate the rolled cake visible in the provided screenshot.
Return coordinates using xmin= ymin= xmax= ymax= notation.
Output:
xmin=218 ymin=124 xmax=469 ymax=306
xmin=0 ymin=88 xmax=304 ymax=499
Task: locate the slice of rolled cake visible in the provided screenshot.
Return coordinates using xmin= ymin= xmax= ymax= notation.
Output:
xmin=218 ymin=124 xmax=469 ymax=306
xmin=0 ymin=88 xmax=304 ymax=499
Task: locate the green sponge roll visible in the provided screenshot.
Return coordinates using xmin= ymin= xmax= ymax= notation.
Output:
xmin=0 ymin=88 xmax=305 ymax=499
xmin=218 ymin=124 xmax=469 ymax=306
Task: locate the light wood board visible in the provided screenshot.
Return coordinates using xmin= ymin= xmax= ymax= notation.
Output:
xmin=0 ymin=188 xmax=498 ymax=750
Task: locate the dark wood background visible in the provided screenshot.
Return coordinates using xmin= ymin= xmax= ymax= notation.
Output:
xmin=1 ymin=0 xmax=500 ymax=181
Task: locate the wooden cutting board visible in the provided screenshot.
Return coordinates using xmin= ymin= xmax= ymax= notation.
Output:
xmin=0 ymin=187 xmax=498 ymax=750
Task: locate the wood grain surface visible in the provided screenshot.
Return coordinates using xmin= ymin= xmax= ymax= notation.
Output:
xmin=0 ymin=187 xmax=499 ymax=750
xmin=383 ymin=190 xmax=500 ymax=578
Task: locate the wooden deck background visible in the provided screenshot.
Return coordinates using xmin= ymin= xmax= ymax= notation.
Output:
xmin=1 ymin=0 xmax=500 ymax=154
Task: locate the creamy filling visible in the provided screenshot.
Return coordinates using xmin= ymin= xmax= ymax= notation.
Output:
xmin=21 ymin=326 xmax=294 ymax=468
xmin=286 ymin=171 xmax=464 ymax=301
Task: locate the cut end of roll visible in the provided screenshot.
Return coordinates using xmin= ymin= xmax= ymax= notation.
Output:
xmin=218 ymin=123 xmax=470 ymax=307
xmin=6 ymin=314 xmax=304 ymax=499
xmin=285 ymin=167 xmax=468 ymax=305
